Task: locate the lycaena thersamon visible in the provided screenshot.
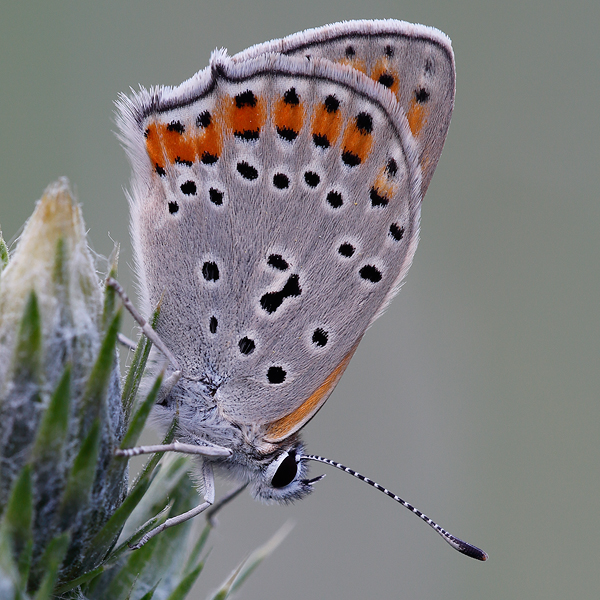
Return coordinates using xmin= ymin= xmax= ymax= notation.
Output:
xmin=113 ymin=19 xmax=487 ymax=561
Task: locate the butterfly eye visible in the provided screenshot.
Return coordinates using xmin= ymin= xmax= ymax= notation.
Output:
xmin=270 ymin=451 xmax=298 ymax=488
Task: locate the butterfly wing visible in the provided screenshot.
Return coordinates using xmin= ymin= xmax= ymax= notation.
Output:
xmin=117 ymin=22 xmax=453 ymax=444
xmin=234 ymin=20 xmax=455 ymax=195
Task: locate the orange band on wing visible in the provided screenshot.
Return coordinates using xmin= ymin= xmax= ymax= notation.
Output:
xmin=264 ymin=344 xmax=358 ymax=443
xmin=144 ymin=122 xmax=166 ymax=173
xmin=341 ymin=114 xmax=374 ymax=166
xmin=273 ymin=93 xmax=305 ymax=141
xmin=195 ymin=115 xmax=223 ymax=164
xmin=406 ymin=97 xmax=428 ymax=137
xmin=225 ymin=92 xmax=266 ymax=140
xmin=311 ymin=101 xmax=342 ymax=148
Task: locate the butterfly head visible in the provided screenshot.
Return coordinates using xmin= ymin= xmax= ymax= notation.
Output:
xmin=244 ymin=441 xmax=324 ymax=504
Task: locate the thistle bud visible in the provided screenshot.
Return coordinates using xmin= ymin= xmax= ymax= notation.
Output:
xmin=0 ymin=179 xmax=125 ymax=588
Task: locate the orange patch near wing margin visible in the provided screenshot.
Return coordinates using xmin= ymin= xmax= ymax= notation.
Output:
xmin=264 ymin=343 xmax=359 ymax=443
xmin=273 ymin=94 xmax=305 ymax=139
xmin=226 ymin=93 xmax=267 ymax=138
xmin=406 ymin=98 xmax=428 ymax=137
xmin=311 ymin=101 xmax=342 ymax=148
xmin=145 ymin=122 xmax=166 ymax=173
xmin=341 ymin=116 xmax=374 ymax=165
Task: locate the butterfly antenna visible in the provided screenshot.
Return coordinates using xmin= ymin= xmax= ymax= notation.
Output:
xmin=301 ymin=454 xmax=488 ymax=561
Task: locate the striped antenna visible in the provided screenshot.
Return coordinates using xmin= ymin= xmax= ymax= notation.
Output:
xmin=302 ymin=454 xmax=487 ymax=561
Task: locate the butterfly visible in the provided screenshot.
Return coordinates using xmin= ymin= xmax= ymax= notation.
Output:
xmin=114 ymin=19 xmax=486 ymax=560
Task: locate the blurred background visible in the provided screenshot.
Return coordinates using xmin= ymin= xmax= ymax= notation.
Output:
xmin=1 ymin=1 xmax=599 ymax=599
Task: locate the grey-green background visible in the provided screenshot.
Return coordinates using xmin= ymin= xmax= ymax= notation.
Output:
xmin=2 ymin=1 xmax=598 ymax=599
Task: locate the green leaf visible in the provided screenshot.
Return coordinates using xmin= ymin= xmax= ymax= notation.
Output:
xmin=128 ymin=417 xmax=176 ymax=494
xmin=137 ymin=581 xmax=159 ymax=600
xmin=12 ymin=291 xmax=42 ymax=385
xmin=164 ymin=560 xmax=204 ymax=600
xmin=0 ymin=531 xmax=23 ymax=600
xmin=100 ymin=458 xmax=198 ymax=600
xmin=182 ymin=522 xmax=211 ymax=578
xmin=79 ymin=309 xmax=121 ymax=437
xmin=120 ymin=372 xmax=162 ymax=451
xmin=117 ymin=451 xmax=188 ymax=544
xmin=0 ymin=230 xmax=8 ymax=271
xmin=206 ymin=522 xmax=293 ymax=600
xmin=102 ymin=251 xmax=119 ymax=333
xmin=0 ymin=465 xmax=33 ymax=587
xmin=77 ymin=474 xmax=153 ymax=576
xmin=56 ymin=419 xmax=101 ymax=532
xmin=51 ymin=237 xmax=69 ymax=307
xmin=121 ymin=307 xmax=160 ymax=420
xmin=31 ymin=365 xmax=70 ymax=463
xmin=81 ymin=420 xmax=176 ymax=574
xmin=32 ymin=532 xmax=70 ymax=600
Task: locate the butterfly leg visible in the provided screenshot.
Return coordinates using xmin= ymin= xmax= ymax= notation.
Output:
xmin=130 ymin=459 xmax=216 ymax=549
xmin=206 ymin=482 xmax=248 ymax=527
xmin=115 ymin=440 xmax=231 ymax=459
xmin=106 ymin=277 xmax=181 ymax=372
xmin=117 ymin=333 xmax=137 ymax=349
xmin=107 ymin=276 xmax=183 ymax=420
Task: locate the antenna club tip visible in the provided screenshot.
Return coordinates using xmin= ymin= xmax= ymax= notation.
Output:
xmin=464 ymin=546 xmax=488 ymax=561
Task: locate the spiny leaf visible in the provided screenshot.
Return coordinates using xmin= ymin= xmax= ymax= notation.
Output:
xmin=0 ymin=231 xmax=8 ymax=271
xmin=79 ymin=308 xmax=121 ymax=438
xmin=0 ymin=531 xmax=23 ymax=600
xmin=78 ymin=479 xmax=153 ymax=575
xmin=83 ymin=422 xmax=176 ymax=571
xmin=100 ymin=460 xmax=197 ymax=600
xmin=137 ymin=580 xmax=160 ymax=600
xmin=182 ymin=523 xmax=211 ymax=578
xmin=207 ymin=522 xmax=293 ymax=600
xmin=129 ymin=417 xmax=176 ymax=493
xmin=121 ymin=307 xmax=160 ymax=419
xmin=102 ymin=250 xmax=119 ymax=333
xmin=31 ymin=532 xmax=70 ymax=600
xmin=120 ymin=372 xmax=162 ymax=451
xmin=165 ymin=560 xmax=205 ymax=600
xmin=0 ymin=465 xmax=33 ymax=587
xmin=12 ymin=291 xmax=42 ymax=385
xmin=51 ymin=237 xmax=69 ymax=306
xmin=56 ymin=419 xmax=101 ymax=531
xmin=31 ymin=365 xmax=71 ymax=463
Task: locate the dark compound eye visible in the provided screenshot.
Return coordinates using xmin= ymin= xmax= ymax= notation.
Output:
xmin=271 ymin=451 xmax=298 ymax=488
